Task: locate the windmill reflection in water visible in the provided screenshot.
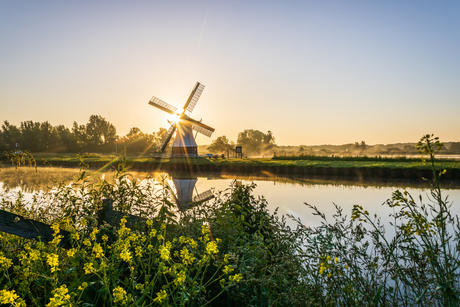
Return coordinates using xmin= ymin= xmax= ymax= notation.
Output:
xmin=171 ymin=175 xmax=215 ymax=211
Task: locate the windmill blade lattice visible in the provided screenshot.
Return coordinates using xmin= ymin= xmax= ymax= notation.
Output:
xmin=183 ymin=83 xmax=205 ymax=113
xmin=192 ymin=124 xmax=214 ymax=137
xmin=192 ymin=189 xmax=215 ymax=203
xmin=149 ymin=96 xmax=178 ymax=115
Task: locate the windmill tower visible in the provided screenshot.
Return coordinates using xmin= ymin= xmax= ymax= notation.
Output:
xmin=171 ymin=176 xmax=215 ymax=210
xmin=148 ymin=82 xmax=215 ymax=156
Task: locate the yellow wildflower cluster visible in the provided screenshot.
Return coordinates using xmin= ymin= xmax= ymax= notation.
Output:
xmin=0 ymin=289 xmax=26 ymax=307
xmin=180 ymin=247 xmax=195 ymax=266
xmin=229 ymin=274 xmax=242 ymax=282
xmin=46 ymin=285 xmax=71 ymax=307
xmin=113 ymin=286 xmax=127 ymax=304
xmin=174 ymin=270 xmax=187 ymax=286
xmin=159 ymin=242 xmax=172 ymax=261
xmin=47 ymin=253 xmax=60 ymax=273
xmin=319 ymin=256 xmax=332 ymax=275
xmin=206 ymin=241 xmax=219 ymax=255
xmin=153 ymin=289 xmax=167 ymax=303
xmin=84 ymin=262 xmax=96 ymax=274
xmin=0 ymin=253 xmax=13 ymax=270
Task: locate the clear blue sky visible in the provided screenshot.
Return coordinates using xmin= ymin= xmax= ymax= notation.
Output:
xmin=1 ymin=0 xmax=459 ymax=145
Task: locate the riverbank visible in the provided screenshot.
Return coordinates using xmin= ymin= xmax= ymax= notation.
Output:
xmin=4 ymin=153 xmax=460 ymax=182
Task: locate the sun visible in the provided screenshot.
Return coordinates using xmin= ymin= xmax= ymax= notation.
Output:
xmin=167 ymin=112 xmax=181 ymax=123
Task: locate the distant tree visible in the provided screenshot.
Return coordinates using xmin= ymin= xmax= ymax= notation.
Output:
xmin=85 ymin=115 xmax=117 ymax=152
xmin=117 ymin=127 xmax=158 ymax=154
xmin=449 ymin=143 xmax=460 ymax=153
xmin=352 ymin=141 xmax=367 ymax=152
xmin=40 ymin=121 xmax=59 ymax=150
xmin=403 ymin=145 xmax=416 ymax=153
xmin=72 ymin=121 xmax=88 ymax=151
xmin=207 ymin=136 xmax=235 ymax=154
xmin=236 ymin=129 xmax=277 ymax=155
xmin=20 ymin=121 xmax=42 ymax=151
xmin=0 ymin=121 xmax=21 ymax=151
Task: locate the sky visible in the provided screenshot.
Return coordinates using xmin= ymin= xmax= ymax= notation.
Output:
xmin=1 ymin=0 xmax=459 ymax=146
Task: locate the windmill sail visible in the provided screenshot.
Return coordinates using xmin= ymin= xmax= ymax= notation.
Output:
xmin=160 ymin=124 xmax=176 ymax=152
xmin=191 ymin=123 xmax=214 ymax=137
xmin=183 ymin=83 xmax=205 ymax=113
xmin=192 ymin=189 xmax=215 ymax=203
xmin=149 ymin=96 xmax=178 ymax=114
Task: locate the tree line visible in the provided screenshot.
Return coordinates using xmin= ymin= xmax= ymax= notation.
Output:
xmin=0 ymin=115 xmax=168 ymax=154
xmin=0 ymin=115 xmax=277 ymax=156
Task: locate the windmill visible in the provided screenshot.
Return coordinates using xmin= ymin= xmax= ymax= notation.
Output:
xmin=148 ymin=82 xmax=215 ymax=156
xmin=170 ymin=175 xmax=215 ymax=211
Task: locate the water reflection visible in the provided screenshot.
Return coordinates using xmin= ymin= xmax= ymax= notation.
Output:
xmin=171 ymin=175 xmax=215 ymax=211
xmin=1 ymin=166 xmax=460 ymax=230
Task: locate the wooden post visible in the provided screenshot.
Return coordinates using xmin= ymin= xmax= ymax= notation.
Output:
xmin=0 ymin=210 xmax=72 ymax=248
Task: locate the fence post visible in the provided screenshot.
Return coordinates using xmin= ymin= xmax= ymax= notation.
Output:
xmin=98 ymin=198 xmax=114 ymax=226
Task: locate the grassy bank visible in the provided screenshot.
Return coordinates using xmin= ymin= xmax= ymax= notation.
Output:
xmin=3 ymin=151 xmax=460 ymax=182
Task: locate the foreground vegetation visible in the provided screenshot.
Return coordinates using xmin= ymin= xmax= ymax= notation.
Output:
xmin=1 ymin=134 xmax=460 ymax=306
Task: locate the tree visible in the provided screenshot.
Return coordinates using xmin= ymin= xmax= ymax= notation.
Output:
xmin=72 ymin=121 xmax=88 ymax=151
xmin=207 ymin=136 xmax=235 ymax=154
xmin=85 ymin=115 xmax=117 ymax=152
xmin=449 ymin=143 xmax=460 ymax=153
xmin=20 ymin=121 xmax=41 ymax=151
xmin=0 ymin=121 xmax=21 ymax=151
xmin=236 ymin=129 xmax=277 ymax=155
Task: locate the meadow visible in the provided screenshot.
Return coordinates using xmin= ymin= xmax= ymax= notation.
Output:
xmin=1 ymin=135 xmax=460 ymax=306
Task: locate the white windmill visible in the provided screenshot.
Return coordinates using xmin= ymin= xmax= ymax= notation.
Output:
xmin=148 ymin=82 xmax=215 ymax=156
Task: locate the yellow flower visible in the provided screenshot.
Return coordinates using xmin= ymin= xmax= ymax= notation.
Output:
xmin=46 ymin=285 xmax=71 ymax=307
xmin=50 ymin=234 xmax=63 ymax=245
xmin=146 ymin=219 xmax=153 ymax=227
xmin=71 ymin=232 xmax=80 ymax=241
xmin=224 ymin=254 xmax=230 ymax=263
xmin=102 ymin=234 xmax=109 ymax=242
xmin=78 ymin=282 xmax=88 ymax=291
xmin=153 ymin=289 xmax=167 ymax=303
xmin=180 ymin=247 xmax=195 ymax=266
xmin=135 ymin=283 xmax=144 ymax=290
xmin=90 ymin=228 xmax=99 ymax=241
xmin=83 ymin=239 xmax=91 ymax=247
xmin=84 ymin=262 xmax=96 ymax=274
xmin=29 ymin=249 xmax=41 ymax=261
xmin=120 ymin=249 xmax=132 ymax=262
xmin=206 ymin=241 xmax=219 ymax=255
xmin=81 ymin=218 xmax=87 ymax=226
xmin=149 ymin=229 xmax=157 ymax=238
xmin=335 ymin=257 xmax=339 ymax=263
xmin=223 ymin=265 xmax=234 ymax=275
xmin=135 ymin=246 xmax=143 ymax=257
xmin=174 ymin=270 xmax=186 ymax=286
xmin=67 ymin=249 xmax=76 ymax=258
xmin=47 ymin=253 xmax=59 ymax=273
xmin=113 ymin=286 xmax=127 ymax=304
xmin=201 ymin=225 xmax=209 ymax=235
xmin=0 ymin=289 xmax=19 ymax=305
xmin=187 ymin=238 xmax=197 ymax=249
xmin=93 ymin=243 xmax=104 ymax=258
xmin=0 ymin=253 xmax=13 ymax=270
xmin=51 ymin=223 xmax=60 ymax=234
xmin=159 ymin=242 xmax=172 ymax=261
xmin=229 ymin=274 xmax=242 ymax=282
